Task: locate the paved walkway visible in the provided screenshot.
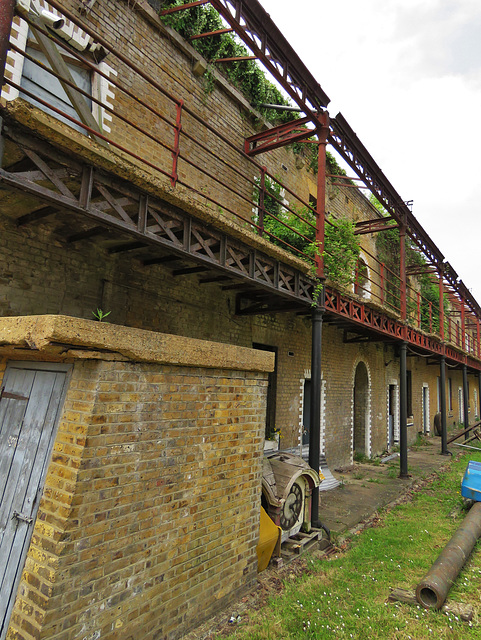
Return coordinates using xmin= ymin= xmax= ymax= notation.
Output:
xmin=318 ymin=437 xmax=451 ymax=537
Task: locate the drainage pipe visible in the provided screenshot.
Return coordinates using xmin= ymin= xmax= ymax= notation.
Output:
xmin=416 ymin=501 xmax=481 ymax=609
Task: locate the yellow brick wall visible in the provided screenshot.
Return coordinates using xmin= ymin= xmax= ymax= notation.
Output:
xmin=6 ymin=359 xmax=267 ymax=640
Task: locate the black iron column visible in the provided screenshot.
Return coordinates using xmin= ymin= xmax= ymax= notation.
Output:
xmin=399 ymin=341 xmax=409 ymax=477
xmin=478 ymin=373 xmax=481 ymax=420
xmin=440 ymin=356 xmax=450 ymax=455
xmin=463 ymin=364 xmax=469 ymax=440
xmin=309 ymin=304 xmax=324 ymax=528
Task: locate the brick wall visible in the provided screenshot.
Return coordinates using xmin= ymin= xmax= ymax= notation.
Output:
xmin=2 ymin=0 xmax=477 ymax=482
xmin=4 ymin=349 xmax=268 ymax=640
xmin=2 ymin=203 xmax=470 ymax=473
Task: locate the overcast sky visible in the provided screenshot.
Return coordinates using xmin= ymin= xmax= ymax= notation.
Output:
xmin=260 ymin=0 xmax=481 ymax=303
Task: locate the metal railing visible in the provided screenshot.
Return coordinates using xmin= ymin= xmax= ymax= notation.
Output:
xmin=1 ymin=0 xmax=479 ymax=357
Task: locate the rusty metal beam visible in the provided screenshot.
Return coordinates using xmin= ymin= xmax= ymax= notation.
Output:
xmin=67 ymin=227 xmax=105 ymax=243
xmin=209 ymin=0 xmax=330 ymax=117
xmin=354 ymin=217 xmax=397 ymax=235
xmin=16 ymin=205 xmax=58 ymax=226
xmin=0 ymin=132 xmax=317 ymax=309
xmin=406 ymin=265 xmax=438 ymax=276
xmin=190 ymin=27 xmax=233 ymax=40
xmin=160 ymin=1 xmax=209 ymax=16
xmin=172 ymin=266 xmax=208 ymax=276
xmin=214 ymin=55 xmax=258 ymax=63
xmin=245 ymin=115 xmax=315 ymax=155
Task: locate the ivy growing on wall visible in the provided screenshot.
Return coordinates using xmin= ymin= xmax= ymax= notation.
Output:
xmin=159 ymin=2 xmax=351 ymax=176
xmin=159 ymin=0 xmax=293 ymax=124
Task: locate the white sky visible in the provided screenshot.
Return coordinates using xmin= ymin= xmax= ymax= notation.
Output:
xmin=260 ymin=0 xmax=481 ymax=303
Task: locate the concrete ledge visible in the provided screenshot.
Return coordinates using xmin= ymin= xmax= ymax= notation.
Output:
xmin=2 ymin=99 xmax=312 ymax=277
xmin=0 ymin=315 xmax=275 ymax=372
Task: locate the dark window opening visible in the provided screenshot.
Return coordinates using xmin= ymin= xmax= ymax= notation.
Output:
xmin=253 ymin=343 xmax=278 ymax=440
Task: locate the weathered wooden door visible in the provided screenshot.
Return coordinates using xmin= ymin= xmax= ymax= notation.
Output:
xmin=0 ymin=362 xmax=71 ymax=640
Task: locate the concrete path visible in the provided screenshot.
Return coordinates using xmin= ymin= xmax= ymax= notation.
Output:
xmin=318 ymin=438 xmax=451 ymax=537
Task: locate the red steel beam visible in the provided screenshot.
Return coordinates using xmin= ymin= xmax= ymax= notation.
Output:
xmin=245 ymin=115 xmax=316 ymax=155
xmin=209 ymin=0 xmax=330 ymax=119
xmin=160 ymin=1 xmax=210 ymax=16
xmin=190 ymin=27 xmax=233 ymax=40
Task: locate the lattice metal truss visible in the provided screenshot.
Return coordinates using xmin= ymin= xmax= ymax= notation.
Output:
xmin=0 ymin=126 xmax=317 ymax=310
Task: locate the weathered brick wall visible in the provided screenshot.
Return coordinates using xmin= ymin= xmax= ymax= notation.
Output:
xmin=2 ymin=0 xmax=477 ymax=486
xmin=6 ymin=356 xmax=268 ymax=640
xmin=1 ymin=204 xmax=468 ymax=473
xmin=0 ymin=211 xmax=311 ymax=449
xmin=45 ymin=0 xmax=318 ymax=228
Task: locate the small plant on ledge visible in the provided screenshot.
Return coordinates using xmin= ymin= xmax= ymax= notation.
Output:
xmin=92 ymin=308 xmax=111 ymax=322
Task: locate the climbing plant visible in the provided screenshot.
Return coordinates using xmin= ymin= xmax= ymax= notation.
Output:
xmin=159 ymin=0 xmax=293 ymax=124
xmin=372 ymin=196 xmax=443 ymax=332
xmin=253 ymin=176 xmax=360 ymax=290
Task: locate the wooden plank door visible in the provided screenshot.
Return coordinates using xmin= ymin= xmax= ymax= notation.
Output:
xmin=0 ymin=362 xmax=71 ymax=640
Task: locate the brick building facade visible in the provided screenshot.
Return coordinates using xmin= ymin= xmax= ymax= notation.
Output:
xmin=0 ymin=1 xmax=480 ymax=638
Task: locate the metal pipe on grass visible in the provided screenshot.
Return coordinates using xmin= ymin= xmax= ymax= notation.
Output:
xmin=416 ymin=501 xmax=481 ymax=609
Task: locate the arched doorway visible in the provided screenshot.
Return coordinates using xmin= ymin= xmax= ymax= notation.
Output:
xmin=353 ymin=362 xmax=370 ymax=457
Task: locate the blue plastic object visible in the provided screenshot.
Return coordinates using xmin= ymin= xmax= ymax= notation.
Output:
xmin=461 ymin=461 xmax=481 ymax=501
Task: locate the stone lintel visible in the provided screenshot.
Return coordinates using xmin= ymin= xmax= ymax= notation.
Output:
xmin=0 ymin=315 xmax=275 ymax=372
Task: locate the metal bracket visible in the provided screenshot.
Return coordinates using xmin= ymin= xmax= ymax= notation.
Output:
xmin=12 ymin=511 xmax=33 ymax=525
xmin=0 ymin=387 xmax=29 ymax=401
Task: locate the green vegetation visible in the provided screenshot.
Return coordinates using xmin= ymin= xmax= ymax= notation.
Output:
xmin=254 ymin=175 xmax=360 ymax=290
xmin=160 ymin=3 xmax=349 ymax=178
xmin=92 ymin=308 xmax=111 ymax=322
xmin=372 ymin=196 xmax=443 ymax=331
xmin=223 ymin=451 xmax=481 ymax=639
xmin=160 ymin=0 xmax=292 ymax=123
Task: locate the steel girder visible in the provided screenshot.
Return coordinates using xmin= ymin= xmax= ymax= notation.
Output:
xmin=0 ymin=127 xmax=317 ymax=308
xmin=209 ymin=0 xmax=330 ymax=117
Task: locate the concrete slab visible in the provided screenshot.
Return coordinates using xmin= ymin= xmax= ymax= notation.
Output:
xmin=318 ymin=439 xmax=450 ymax=536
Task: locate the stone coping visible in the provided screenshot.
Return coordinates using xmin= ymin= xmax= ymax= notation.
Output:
xmin=0 ymin=315 xmax=275 ymax=372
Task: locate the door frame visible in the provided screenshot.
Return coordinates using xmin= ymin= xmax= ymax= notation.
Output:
xmin=0 ymin=361 xmax=71 ymax=640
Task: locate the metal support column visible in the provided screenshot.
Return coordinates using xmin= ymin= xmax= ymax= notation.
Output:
xmin=478 ymin=373 xmax=481 ymax=420
xmin=440 ymin=356 xmax=450 ymax=455
xmin=309 ymin=113 xmax=328 ymax=528
xmin=399 ymin=224 xmax=407 ymax=320
xmin=399 ymin=341 xmax=409 ymax=477
xmin=438 ymin=267 xmax=445 ymax=342
xmin=315 ymin=111 xmax=329 ymax=280
xmin=463 ymin=364 xmax=469 ymax=440
xmin=309 ymin=304 xmax=324 ymax=528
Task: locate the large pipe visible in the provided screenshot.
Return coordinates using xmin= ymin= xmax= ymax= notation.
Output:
xmin=416 ymin=501 xmax=481 ymax=609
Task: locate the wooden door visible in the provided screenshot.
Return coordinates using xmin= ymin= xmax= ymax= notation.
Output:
xmin=0 ymin=362 xmax=70 ymax=640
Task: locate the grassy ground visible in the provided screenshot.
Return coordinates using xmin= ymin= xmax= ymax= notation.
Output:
xmin=223 ymin=448 xmax=481 ymax=640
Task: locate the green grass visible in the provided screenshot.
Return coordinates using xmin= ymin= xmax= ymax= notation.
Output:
xmin=224 ymin=451 xmax=481 ymax=639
